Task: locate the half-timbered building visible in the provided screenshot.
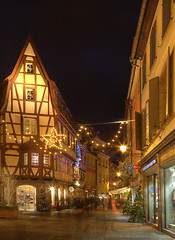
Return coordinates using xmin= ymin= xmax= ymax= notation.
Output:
xmin=0 ymin=36 xmax=83 ymax=211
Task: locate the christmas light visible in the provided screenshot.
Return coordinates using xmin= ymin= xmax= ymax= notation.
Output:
xmin=42 ymin=127 xmax=65 ymax=150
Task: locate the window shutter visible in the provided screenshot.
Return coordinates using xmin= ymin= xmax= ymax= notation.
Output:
xmin=142 ymin=54 xmax=146 ymax=88
xmin=168 ymin=50 xmax=174 ymax=116
xmin=150 ymin=21 xmax=156 ymax=69
xmin=162 ymin=0 xmax=171 ymax=37
xmin=149 ymin=77 xmax=159 ymax=139
xmin=135 ymin=112 xmax=142 ymax=150
xmin=142 ymin=109 xmax=146 ymax=147
xmin=159 ymin=63 xmax=167 ymax=125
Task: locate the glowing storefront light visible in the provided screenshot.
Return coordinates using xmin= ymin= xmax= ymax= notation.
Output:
xmin=58 ymin=188 xmax=61 ymax=201
xmin=50 ymin=187 xmax=55 ymax=206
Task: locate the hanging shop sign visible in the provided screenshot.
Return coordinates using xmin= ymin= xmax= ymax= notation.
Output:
xmin=143 ymin=159 xmax=156 ymax=171
xmin=134 ymin=164 xmax=140 ymax=169
xmin=69 ymin=186 xmax=74 ymax=192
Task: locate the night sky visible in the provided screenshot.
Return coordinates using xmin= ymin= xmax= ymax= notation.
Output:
xmin=0 ymin=1 xmax=142 ymax=141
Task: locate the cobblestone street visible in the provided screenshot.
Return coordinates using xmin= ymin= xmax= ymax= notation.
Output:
xmin=0 ymin=210 xmax=174 ymax=240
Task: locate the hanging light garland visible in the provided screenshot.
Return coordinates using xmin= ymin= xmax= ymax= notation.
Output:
xmin=76 ymin=120 xmax=134 ymax=150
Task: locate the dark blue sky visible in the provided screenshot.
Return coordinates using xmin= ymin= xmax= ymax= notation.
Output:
xmin=0 ymin=0 xmax=142 ymax=141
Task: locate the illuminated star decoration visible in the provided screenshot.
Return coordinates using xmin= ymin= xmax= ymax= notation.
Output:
xmin=42 ymin=127 xmax=66 ymax=150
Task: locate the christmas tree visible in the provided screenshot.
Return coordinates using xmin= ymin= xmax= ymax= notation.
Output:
xmin=128 ymin=185 xmax=145 ymax=223
xmin=122 ymin=190 xmax=132 ymax=215
xmin=37 ymin=186 xmax=50 ymax=212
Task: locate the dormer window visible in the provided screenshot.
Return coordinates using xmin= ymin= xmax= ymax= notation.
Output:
xmin=26 ymin=63 xmax=34 ymax=73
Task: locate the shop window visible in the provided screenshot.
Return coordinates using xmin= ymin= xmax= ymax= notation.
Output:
xmin=64 ymin=189 xmax=66 ymax=204
xmin=31 ymin=153 xmax=39 ymax=166
xmin=50 ymin=187 xmax=55 ymax=206
xmin=26 ymin=88 xmax=35 ymax=100
xmin=24 ymin=153 xmax=28 ymax=165
xmin=23 ymin=117 xmax=37 ymax=135
xmin=148 ymin=175 xmax=158 ymax=224
xmin=43 ymin=154 xmax=50 ymax=167
xmin=165 ymin=165 xmax=175 ymax=232
xmin=26 ymin=63 xmax=34 ymax=73
xmin=58 ymin=188 xmax=61 ymax=202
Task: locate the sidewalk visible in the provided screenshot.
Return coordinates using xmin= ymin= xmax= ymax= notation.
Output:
xmin=95 ymin=209 xmax=174 ymax=240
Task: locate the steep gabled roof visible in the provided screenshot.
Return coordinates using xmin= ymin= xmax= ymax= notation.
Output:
xmin=0 ymin=37 xmax=75 ymax=133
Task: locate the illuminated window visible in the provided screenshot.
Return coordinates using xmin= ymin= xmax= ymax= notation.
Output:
xmin=26 ymin=89 xmax=34 ymax=100
xmin=24 ymin=153 xmax=28 ymax=165
xmin=31 ymin=153 xmax=39 ymax=166
xmin=58 ymin=188 xmax=61 ymax=201
xmin=23 ymin=118 xmax=37 ymax=135
xmin=50 ymin=187 xmax=55 ymax=206
xmin=43 ymin=154 xmax=50 ymax=167
xmin=64 ymin=189 xmax=66 ymax=200
xmin=26 ymin=63 xmax=34 ymax=73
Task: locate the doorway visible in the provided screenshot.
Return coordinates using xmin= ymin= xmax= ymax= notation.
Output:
xmin=17 ymin=185 xmax=36 ymax=211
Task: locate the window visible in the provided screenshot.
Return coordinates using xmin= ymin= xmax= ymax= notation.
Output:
xmin=31 ymin=153 xmax=39 ymax=166
xmin=55 ymin=154 xmax=61 ymax=170
xmin=150 ymin=21 xmax=156 ymax=69
xmin=164 ymin=165 xmax=175 ymax=232
xmin=24 ymin=153 xmax=28 ymax=165
xmin=26 ymin=88 xmax=34 ymax=100
xmin=43 ymin=154 xmax=50 ymax=167
xmin=26 ymin=63 xmax=34 ymax=73
xmin=23 ymin=118 xmax=37 ymax=135
xmin=58 ymin=188 xmax=61 ymax=202
xmin=162 ymin=0 xmax=171 ymax=37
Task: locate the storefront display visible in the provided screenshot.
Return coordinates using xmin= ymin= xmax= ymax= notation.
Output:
xmin=147 ymin=174 xmax=158 ymax=224
xmin=165 ymin=165 xmax=175 ymax=232
xmin=17 ymin=185 xmax=36 ymax=211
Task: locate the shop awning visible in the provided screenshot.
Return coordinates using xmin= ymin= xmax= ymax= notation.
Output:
xmin=109 ymin=187 xmax=130 ymax=195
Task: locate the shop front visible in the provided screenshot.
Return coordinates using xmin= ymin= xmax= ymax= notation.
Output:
xmin=163 ymin=164 xmax=175 ymax=233
xmin=142 ymin=158 xmax=158 ymax=227
xmin=17 ymin=185 xmax=36 ymax=211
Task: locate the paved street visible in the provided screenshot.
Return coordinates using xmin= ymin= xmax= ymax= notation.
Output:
xmin=0 ymin=210 xmax=174 ymax=240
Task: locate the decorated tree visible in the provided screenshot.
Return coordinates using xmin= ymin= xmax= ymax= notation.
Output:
xmin=122 ymin=190 xmax=132 ymax=215
xmin=37 ymin=186 xmax=50 ymax=212
xmin=116 ymin=159 xmax=134 ymax=188
xmin=1 ymin=171 xmax=16 ymax=206
xmin=129 ymin=186 xmax=145 ymax=223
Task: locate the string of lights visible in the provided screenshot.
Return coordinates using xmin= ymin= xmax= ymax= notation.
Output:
xmin=77 ymin=119 xmax=134 ymax=149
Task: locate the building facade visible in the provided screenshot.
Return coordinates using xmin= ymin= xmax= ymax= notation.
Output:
xmin=126 ymin=0 xmax=175 ymax=237
xmin=96 ymin=152 xmax=110 ymax=199
xmin=85 ymin=152 xmax=97 ymax=198
xmin=0 ymin=37 xmax=86 ymax=210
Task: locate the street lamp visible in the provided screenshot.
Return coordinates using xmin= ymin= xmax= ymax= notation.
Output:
xmin=116 ymin=172 xmax=121 ymax=177
xmin=120 ymin=145 xmax=127 ymax=153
